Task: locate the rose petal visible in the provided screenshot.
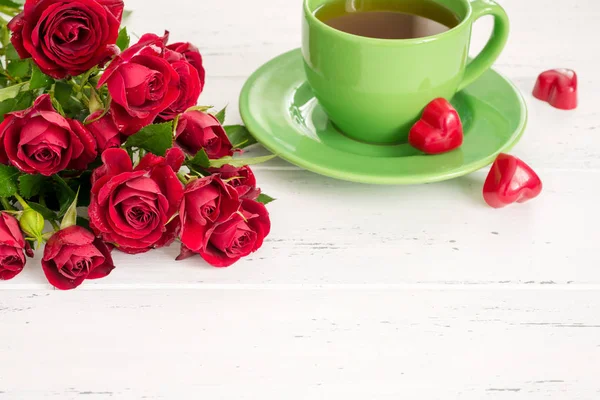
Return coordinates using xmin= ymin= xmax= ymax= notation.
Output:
xmin=87 ymin=238 xmax=115 ymax=279
xmin=101 ymin=147 xmax=133 ymax=176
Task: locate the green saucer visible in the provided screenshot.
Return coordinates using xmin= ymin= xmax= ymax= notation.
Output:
xmin=239 ymin=49 xmax=527 ymax=185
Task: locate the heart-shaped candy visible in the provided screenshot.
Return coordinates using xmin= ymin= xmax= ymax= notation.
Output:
xmin=533 ymin=69 xmax=577 ymax=110
xmin=483 ymin=153 xmax=543 ymax=208
xmin=408 ymin=98 xmax=463 ymax=155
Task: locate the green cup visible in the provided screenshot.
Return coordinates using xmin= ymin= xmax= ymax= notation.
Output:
xmin=302 ymin=0 xmax=509 ymax=144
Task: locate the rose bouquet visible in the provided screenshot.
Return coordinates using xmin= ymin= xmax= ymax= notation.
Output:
xmin=0 ymin=0 xmax=274 ymax=289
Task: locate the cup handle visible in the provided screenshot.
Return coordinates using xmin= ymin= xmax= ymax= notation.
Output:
xmin=457 ymin=0 xmax=510 ymax=92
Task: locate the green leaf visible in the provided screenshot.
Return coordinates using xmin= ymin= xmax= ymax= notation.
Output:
xmin=5 ymin=43 xmax=20 ymax=61
xmin=213 ymin=106 xmax=226 ymax=124
xmin=13 ymin=91 xmax=32 ymax=108
xmin=29 ymin=64 xmax=54 ymax=89
xmin=53 ymin=81 xmax=72 ymax=104
xmin=256 ymin=193 xmax=275 ymax=205
xmin=0 ymin=23 xmax=10 ymax=48
xmin=171 ymin=113 xmax=181 ymax=134
xmin=52 ymin=175 xmax=74 ymax=194
xmin=0 ymin=81 xmax=29 ymax=102
xmin=60 ymin=188 xmax=79 ymax=230
xmin=224 ymin=125 xmax=257 ymax=149
xmin=7 ymin=59 xmax=30 ymax=79
xmin=0 ymin=0 xmax=23 ymax=8
xmin=0 ymin=164 xmax=20 ymax=197
xmin=52 ymin=175 xmax=76 ymax=217
xmin=88 ymin=89 xmax=104 ymax=113
xmin=0 ymin=101 xmax=18 ymax=121
xmin=186 ymin=149 xmax=210 ymax=170
xmin=51 ymin=96 xmax=66 ymax=116
xmin=209 ymin=154 xmax=276 ymax=169
xmin=116 ymin=27 xmax=130 ymax=51
xmin=0 ymin=91 xmax=34 ymax=122
xmin=18 ymin=174 xmax=46 ymax=199
xmin=125 ymin=121 xmax=173 ymax=156
xmin=28 ymin=202 xmax=57 ymax=221
xmin=185 ymin=105 xmax=213 ymax=113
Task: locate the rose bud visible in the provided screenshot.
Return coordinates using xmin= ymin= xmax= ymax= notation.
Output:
xmin=178 ymin=199 xmax=271 ymax=268
xmin=88 ymin=148 xmax=184 ymax=254
xmin=166 ymin=42 xmax=206 ymax=83
xmin=0 ymin=212 xmax=33 ymax=281
xmin=209 ymin=165 xmax=260 ymax=200
xmin=8 ymin=0 xmax=123 ymax=79
xmin=178 ymin=175 xmax=239 ymax=253
xmin=18 ymin=206 xmax=45 ymax=243
xmin=98 ymin=32 xmax=181 ymax=135
xmin=85 ymin=111 xmax=123 ymax=153
xmin=0 ymin=94 xmax=97 ymax=176
xmin=533 ymin=69 xmax=578 ymax=110
xmin=42 ymin=226 xmax=115 ymax=290
xmin=175 ymin=111 xmax=233 ymax=159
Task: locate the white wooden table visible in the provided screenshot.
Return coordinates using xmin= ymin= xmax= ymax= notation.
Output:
xmin=2 ymin=1 xmax=599 ymax=398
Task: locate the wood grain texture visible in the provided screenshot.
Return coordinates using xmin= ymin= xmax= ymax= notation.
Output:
xmin=1 ymin=0 xmax=599 ymax=398
xmin=1 ymin=289 xmax=599 ymax=399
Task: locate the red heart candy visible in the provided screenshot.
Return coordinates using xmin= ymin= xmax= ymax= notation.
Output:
xmin=532 ymin=69 xmax=577 ymax=110
xmin=483 ymin=153 xmax=543 ymax=209
xmin=408 ymin=98 xmax=463 ymax=155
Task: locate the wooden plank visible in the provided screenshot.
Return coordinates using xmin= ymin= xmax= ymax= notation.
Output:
xmin=1 ymin=289 xmax=599 ymax=399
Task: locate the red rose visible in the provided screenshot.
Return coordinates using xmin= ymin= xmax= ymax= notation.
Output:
xmin=0 ymin=213 xmax=33 ymax=281
xmin=0 ymin=95 xmax=97 ymax=176
xmin=85 ymin=111 xmax=123 ymax=153
xmin=98 ymin=32 xmax=180 ymax=135
xmin=179 ymin=175 xmax=239 ymax=253
xmin=158 ymin=60 xmax=202 ymax=121
xmin=178 ymin=199 xmax=271 ymax=267
xmin=175 ymin=111 xmax=233 ymax=158
xmin=8 ymin=0 xmax=122 ymax=79
xmin=97 ymin=0 xmax=125 ymax=20
xmin=88 ymin=148 xmax=184 ymax=254
xmin=42 ymin=226 xmax=115 ymax=290
xmin=210 ymin=165 xmax=260 ymax=200
xmin=166 ymin=42 xmax=206 ymax=83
